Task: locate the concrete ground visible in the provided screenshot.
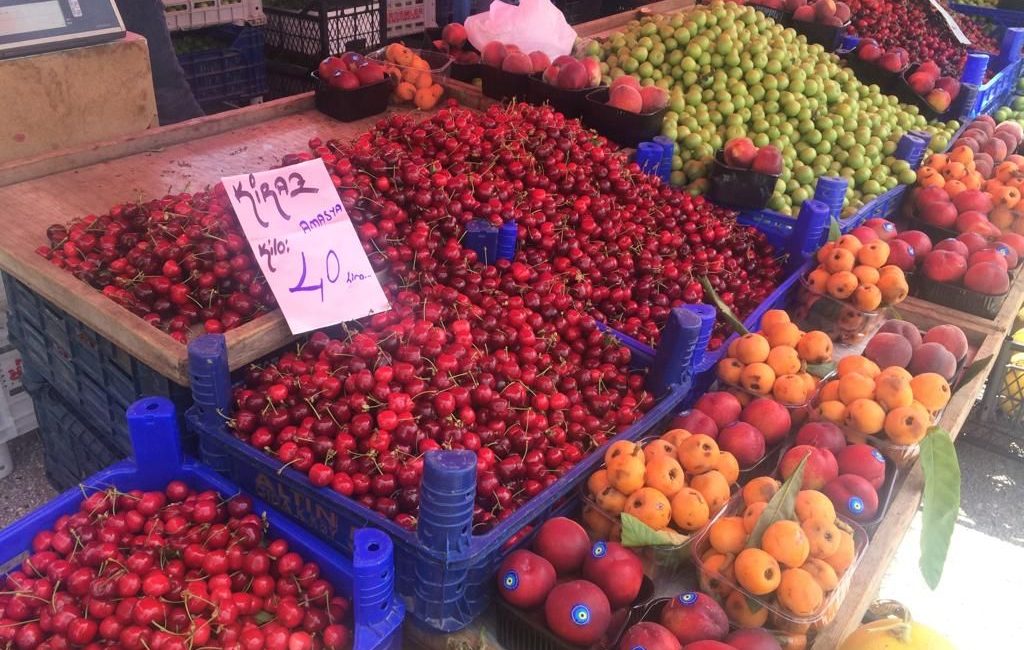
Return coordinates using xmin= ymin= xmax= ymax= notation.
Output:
xmin=1 ymin=413 xmax=1022 ymax=646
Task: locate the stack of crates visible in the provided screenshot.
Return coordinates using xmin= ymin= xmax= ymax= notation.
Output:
xmin=163 ymin=0 xmax=266 ymax=31
xmin=174 ymin=24 xmax=269 ymax=109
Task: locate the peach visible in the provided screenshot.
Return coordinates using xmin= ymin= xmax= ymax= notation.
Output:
xmin=923 ymin=324 xmax=969 ymax=361
xmin=952 ymin=189 xmax=993 ymax=214
xmin=863 ymin=332 xmax=913 ymax=369
xmin=501 ymin=51 xmax=533 ymax=74
xmin=850 ymin=225 xmax=879 ymax=243
xmin=998 ymin=232 xmax=1024 ymax=256
xmin=718 ymin=422 xmax=767 ymax=469
xmin=908 ymin=342 xmax=958 ymax=381
xmin=908 ymin=71 xmax=935 ymax=95
xmin=724 ymin=137 xmax=758 ymax=169
xmin=886 ymin=239 xmax=916 ymax=271
xmin=555 ymin=60 xmax=588 ymax=89
xmin=922 ymin=249 xmax=967 ymax=283
xmin=779 ymin=446 xmax=839 ymax=490
xmin=610 ymin=74 xmax=640 ymax=91
xmin=795 ymin=422 xmax=846 ymax=457
xmin=670 ymin=409 xmax=720 ymax=440
xmin=581 ymin=57 xmax=601 ymax=87
xmin=640 ymin=86 xmax=669 ymax=113
xmin=836 ymin=444 xmax=887 ymax=489
xmin=752 ymin=146 xmax=784 ymax=175
xmin=956 ymin=210 xmax=993 ymax=235
xmin=725 ymin=628 xmax=783 ymax=650
xmin=481 ymin=41 xmax=508 ymax=67
xmin=824 ymin=474 xmax=879 ymax=521
xmin=695 ymin=392 xmax=743 ymax=429
xmin=608 ymin=85 xmax=643 ymax=113
xmin=934 ymin=238 xmax=969 ymax=257
xmin=918 ymin=199 xmax=958 ymax=228
xmin=964 ymin=261 xmax=1010 ymax=295
xmin=528 ymin=50 xmax=550 ymax=74
xmin=659 ymin=592 xmax=729 ymax=646
xmin=973 ymin=244 xmax=1019 ymax=270
xmin=876 ymin=320 xmax=923 ymax=348
xmin=896 ymin=230 xmax=933 ymax=257
xmin=741 ymin=398 xmax=792 ymax=446
xmin=864 ymin=218 xmax=897 ymax=242
xmin=926 ymin=88 xmax=952 ymax=114
xmin=957 ymin=232 xmax=989 ymax=255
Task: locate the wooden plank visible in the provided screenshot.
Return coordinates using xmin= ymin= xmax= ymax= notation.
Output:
xmin=0 ymin=103 xmax=409 ymax=385
xmin=574 ymin=0 xmax=695 ymax=38
xmin=810 ymin=320 xmax=1005 ymax=647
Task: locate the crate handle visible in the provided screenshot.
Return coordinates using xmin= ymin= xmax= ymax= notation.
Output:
xmin=352 ymin=528 xmax=397 ymax=626
xmin=127 ymin=397 xmax=184 ymax=486
xmin=647 ymin=304 xmax=713 ymax=397
xmin=188 ymin=334 xmax=232 ymax=428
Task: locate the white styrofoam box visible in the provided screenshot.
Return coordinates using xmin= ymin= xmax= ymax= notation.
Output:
xmin=0 ymin=344 xmax=37 ymax=445
xmin=389 ymin=0 xmax=436 ymax=38
xmin=163 ymin=0 xmax=266 ymax=31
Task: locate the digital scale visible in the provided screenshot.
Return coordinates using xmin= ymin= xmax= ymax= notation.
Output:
xmin=0 ymin=0 xmax=124 ymax=59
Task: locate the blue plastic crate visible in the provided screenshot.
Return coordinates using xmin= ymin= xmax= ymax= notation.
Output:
xmin=175 ymin=24 xmax=268 ymax=105
xmin=974 ymin=57 xmax=1024 ymax=116
xmin=184 ymin=329 xmax=697 ymax=632
xmin=951 ymin=3 xmax=1024 ymax=29
xmin=0 ymin=397 xmax=405 ymax=650
xmin=2 ymin=273 xmax=191 ymax=458
xmin=837 ymin=184 xmax=909 ymax=231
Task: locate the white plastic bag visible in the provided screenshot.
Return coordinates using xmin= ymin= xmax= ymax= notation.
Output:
xmin=465 ymin=0 xmax=578 ymax=60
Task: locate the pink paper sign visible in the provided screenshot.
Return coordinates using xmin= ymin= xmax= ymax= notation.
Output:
xmin=222 ymin=158 xmax=390 ymax=334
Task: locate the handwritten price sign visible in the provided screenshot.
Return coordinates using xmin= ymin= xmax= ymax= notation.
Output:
xmin=222 ymin=159 xmax=390 ymax=334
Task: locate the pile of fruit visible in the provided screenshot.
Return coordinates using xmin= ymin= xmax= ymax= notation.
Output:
xmin=607 ymin=74 xmax=671 ymax=114
xmin=316 ymin=51 xmax=388 ymax=90
xmin=375 ymin=44 xmax=445 ymax=110
xmin=805 ymin=234 xmax=911 ymax=311
xmin=846 ymin=0 xmax=999 ymax=77
xmin=592 ymin=1 xmax=958 ymax=215
xmin=0 ymin=483 xmax=354 ymax=650
xmin=481 ymin=40 xmax=552 ymax=75
xmin=721 ymin=136 xmax=785 ymax=175
xmin=430 ymin=22 xmax=479 ymax=65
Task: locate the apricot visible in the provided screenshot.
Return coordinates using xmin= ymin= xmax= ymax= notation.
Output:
xmin=944 ymin=179 xmax=967 ymax=196
xmin=725 ymin=589 xmax=769 ymax=628
xmin=823 ymin=528 xmax=856 ymax=576
xmin=844 ymin=398 xmax=886 ymax=436
xmin=856 ymin=241 xmax=890 ymax=268
xmin=815 ymin=400 xmax=847 ymax=425
xmin=909 ymin=372 xmax=951 ymax=412
xmin=874 ymin=373 xmax=914 ymax=410
xmin=879 ymin=366 xmax=913 ymax=383
xmin=908 ymin=342 xmax=957 ymax=381
xmin=835 ymin=234 xmax=863 ymax=254
xmin=607 ymin=454 xmax=645 ymax=494
xmin=604 ymin=440 xmax=642 ymax=467
xmin=691 ymin=470 xmax=732 ymax=514
xmin=739 ymin=478 xmax=778 ymax=509
xmin=851 ymin=284 xmax=883 ymax=311
xmin=883 ymin=406 xmax=929 ymax=445
xmin=795 ymin=490 xmax=836 ymax=523
xmin=678 ymin=434 xmax=722 ymax=474
xmin=643 ymin=438 xmax=677 ymax=464
xmin=700 ymin=552 xmax=735 ymax=598
xmin=645 ymin=454 xmax=686 ymax=497
xmin=662 ymin=428 xmax=693 ymax=448
xmin=761 ymin=309 xmax=791 ymax=329
xmin=852 ymin=265 xmax=880 ymax=286
xmin=625 ymin=487 xmax=673 ymax=530
xmin=802 ymin=517 xmax=842 ymax=559
xmin=735 ymin=548 xmax=782 ymax=595
xmin=837 ymin=355 xmax=880 ymax=379
xmin=818 ymin=380 xmax=840 ymax=402
xmin=740 ymin=363 xmax=776 ymax=395
xmin=582 ymin=504 xmax=614 ymax=538
xmin=837 ymin=372 xmax=876 ymax=404
xmin=414 ymin=83 xmax=444 ymax=110
xmin=863 ymin=332 xmax=913 ymax=369
xmin=708 ymin=516 xmax=748 ymax=555
xmin=807 ymin=267 xmax=831 ymax=295
xmin=876 ymin=271 xmax=909 ymax=305
xmin=716 ymin=450 xmax=740 ymax=485
xmin=777 ymin=568 xmax=824 ymax=616
xmin=917 ymin=165 xmax=944 ymax=187
xmin=743 ymin=500 xmax=769 ymax=533
xmin=762 ymin=520 xmax=811 ymax=569
xmin=823 ymin=247 xmax=856 ymax=274
xmin=801 ymin=558 xmax=839 ymax=594
xmin=735 ymin=333 xmax=772 ymax=364
xmin=773 ymin=374 xmax=811 ymax=406
xmin=587 ymin=469 xmax=610 ymax=497
xmin=763 ymin=322 xmax=803 ymax=348
xmin=718 ymin=357 xmax=744 ymax=385
xmin=826 ymin=271 xmax=858 ymax=300
xmin=796 ymin=331 xmax=833 ymax=364
xmin=816 ymin=243 xmax=836 ymax=265
xmin=766 ymin=346 xmax=802 ymax=376
xmin=595 ymin=486 xmax=628 ymax=515
xmin=671 ymin=487 xmax=710 ymax=532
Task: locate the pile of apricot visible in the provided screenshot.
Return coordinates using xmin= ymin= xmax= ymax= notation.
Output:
xmin=812 ymin=354 xmax=951 ymax=448
xmin=717 ymin=309 xmax=833 ymax=406
xmin=697 ymin=479 xmax=858 ymax=634
xmin=806 ymin=235 xmax=910 ymax=311
xmin=583 ymin=430 xmax=739 ymax=540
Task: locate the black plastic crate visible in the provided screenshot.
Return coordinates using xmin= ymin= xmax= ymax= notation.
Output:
xmin=174 ymin=24 xmax=268 ymax=107
xmin=263 ymin=0 xmax=387 ymax=67
xmin=2 ymin=273 xmax=192 ymax=458
xmin=970 ymin=336 xmax=1024 ymax=460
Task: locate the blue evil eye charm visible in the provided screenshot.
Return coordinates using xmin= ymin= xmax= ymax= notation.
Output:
xmin=571 ymin=604 xmax=592 ymax=626
xmin=591 ymin=541 xmax=607 ymax=558
xmin=677 ymin=592 xmax=698 ymax=606
xmin=502 ymin=570 xmax=519 ymax=591
xmin=848 ymin=496 xmax=865 ymax=515
xmin=871 ymin=449 xmax=885 ymax=463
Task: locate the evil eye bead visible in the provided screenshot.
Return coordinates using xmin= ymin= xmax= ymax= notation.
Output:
xmin=502 ymin=570 xmax=519 ymax=591
xmin=571 ymin=604 xmax=592 ymax=626
xmin=848 ymin=496 xmax=865 ymax=515
xmin=871 ymin=449 xmax=885 ymax=463
xmin=677 ymin=592 xmax=698 ymax=606
xmin=591 ymin=541 xmax=607 ymax=558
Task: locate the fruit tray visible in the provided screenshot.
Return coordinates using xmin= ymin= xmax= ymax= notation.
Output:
xmin=493 ymin=576 xmax=656 ymax=650
xmin=911 ymin=273 xmax=1009 ymax=319
xmin=792 ymin=278 xmax=888 ymax=346
xmin=582 ymin=87 xmax=669 ymax=148
xmin=708 ymin=150 xmax=781 ymax=211
xmin=2 ymin=273 xmax=192 ymax=459
xmin=971 ymin=47 xmax=1024 ymax=117
xmin=692 ymin=493 xmax=870 ymax=630
xmin=312 ymin=73 xmax=393 ymax=122
xmin=893 ymin=63 xmax=978 ymax=123
xmin=184 ymin=334 xmax=695 ymax=633
xmin=481 ymin=66 xmax=531 ymax=101
xmin=0 ymin=396 xmax=406 ymax=650
xmin=526 ymin=74 xmax=600 ymax=119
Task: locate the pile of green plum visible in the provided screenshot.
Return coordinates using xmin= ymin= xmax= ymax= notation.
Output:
xmin=584 ymin=1 xmax=960 ymax=216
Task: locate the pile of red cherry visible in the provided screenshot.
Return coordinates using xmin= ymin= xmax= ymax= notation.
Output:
xmin=0 ymin=482 xmax=353 ymax=650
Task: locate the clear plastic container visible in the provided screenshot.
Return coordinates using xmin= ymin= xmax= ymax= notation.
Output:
xmin=365 ymin=46 xmax=452 ymax=87
xmin=793 ymin=276 xmax=887 ymax=345
xmin=692 ymin=493 xmax=869 ymax=632
xmin=808 ymin=388 xmax=922 ymax=470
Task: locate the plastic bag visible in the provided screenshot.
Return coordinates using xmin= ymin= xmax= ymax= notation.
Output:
xmin=465 ymin=0 xmax=578 ymax=60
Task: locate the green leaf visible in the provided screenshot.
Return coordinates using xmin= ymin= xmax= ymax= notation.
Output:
xmin=699 ymin=275 xmax=750 ymax=336
xmin=254 ymin=611 xmax=275 ymax=624
xmin=888 ymin=306 xmax=902 ymax=321
xmin=747 ymin=454 xmax=808 ymax=548
xmin=919 ymin=427 xmax=961 ymax=589
xmin=806 ymin=360 xmax=837 ymax=379
xmin=953 ymin=354 xmax=993 ymax=397
xmin=620 ymin=512 xmax=690 ymax=547
xmin=828 ymin=217 xmax=842 ymax=242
